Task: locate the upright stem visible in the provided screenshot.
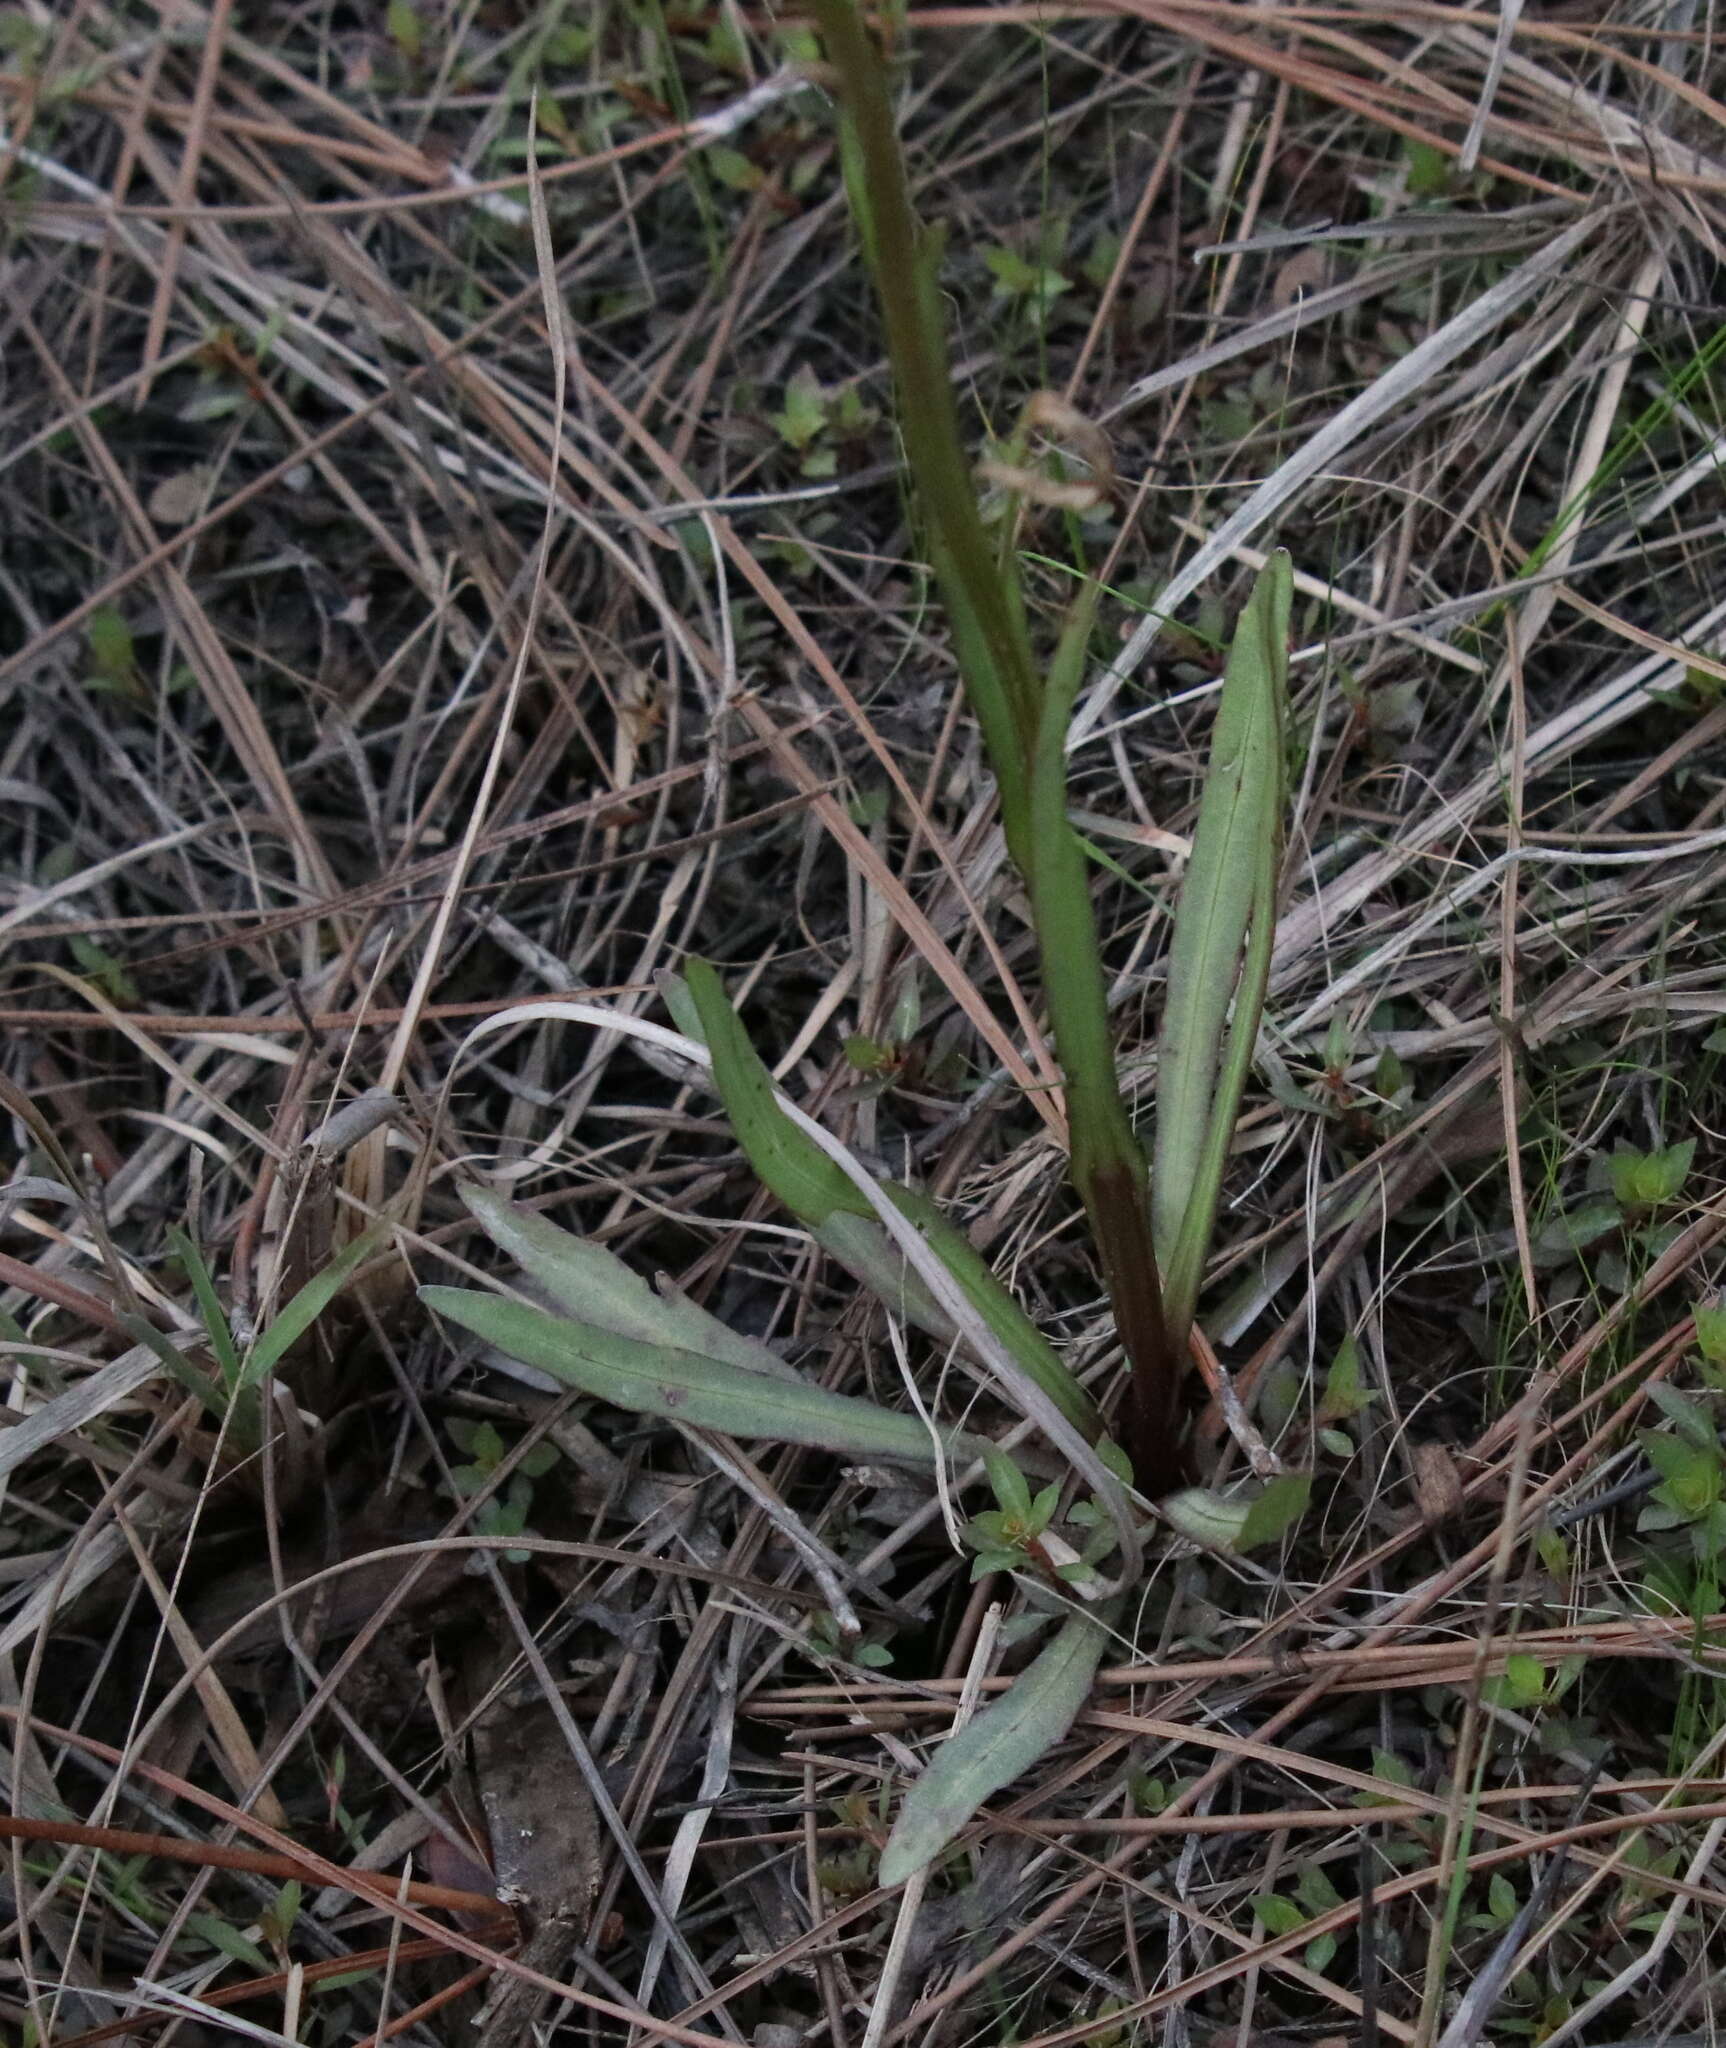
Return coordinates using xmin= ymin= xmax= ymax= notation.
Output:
xmin=813 ymin=0 xmax=1191 ymax=1494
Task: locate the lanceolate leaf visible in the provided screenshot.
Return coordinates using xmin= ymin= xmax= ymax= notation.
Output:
xmin=1154 ymin=552 xmax=1291 ymax=1336
xmin=683 ymin=966 xmax=1094 ymax=1426
xmin=422 ymin=1286 xmax=969 ymax=1467
xmin=459 ymin=1183 xmax=802 ymax=1383
xmin=813 ymin=1210 xmax=958 ymax=1342
xmin=684 ymin=958 xmax=867 ymax=1227
xmin=885 ymin=1184 xmax=1101 ymax=1440
xmin=879 ymin=1605 xmax=1114 ymax=1887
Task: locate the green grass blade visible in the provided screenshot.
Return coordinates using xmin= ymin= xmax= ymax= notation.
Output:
xmin=878 ymin=1605 xmax=1114 ymax=1886
xmin=1153 ymin=552 xmax=1291 ymax=1336
xmin=684 ymin=958 xmax=867 ymax=1227
xmin=239 ymin=1222 xmax=388 ymax=1392
xmin=119 ymin=1313 xmax=224 ymax=1414
xmin=421 ymin=1286 xmax=969 ymax=1466
xmin=167 ymin=1225 xmax=241 ymax=1392
xmin=458 ymin=1182 xmax=803 ymax=1383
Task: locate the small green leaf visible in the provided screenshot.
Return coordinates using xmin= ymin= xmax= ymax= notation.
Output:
xmin=982 ymin=246 xmax=1068 ymax=305
xmin=69 ymin=934 xmax=138 ymax=1004
xmin=85 ymin=606 xmax=135 ymax=686
xmin=1317 ymin=1334 xmax=1374 ymax=1423
xmin=540 ymin=21 xmax=595 ymax=63
xmin=260 ymin=1878 xmax=301 ymax=1948
xmin=1404 ymin=137 xmax=1451 ymax=196
xmin=1250 ymin=1894 xmax=1305 ymax=1937
xmin=1304 ymin=1931 xmax=1337 ymax=1974
xmin=1647 ymin=1381 xmax=1718 ymax=1451
xmin=772 ymin=363 xmax=828 ymax=450
xmin=1235 ymin=1470 xmax=1312 ymax=1552
xmin=1502 ymin=1653 xmax=1547 ymax=1708
xmin=1695 ymin=1303 xmax=1726 ymax=1367
xmin=1130 ymin=1771 xmax=1167 ymax=1814
xmin=844 ymin=1032 xmax=896 ymax=1074
xmin=1488 ymin=1872 xmax=1517 ymax=1923
xmin=1296 ymin=1864 xmax=1344 ymax=1916
xmin=1097 ymin=1436 xmax=1134 ymax=1484
xmin=878 ymin=1608 xmax=1112 ymax=1886
xmin=985 ymin=1448 xmax=1033 ymax=1523
xmin=386 ymin=0 xmax=423 ymax=60
xmin=707 ymin=144 xmax=763 ymax=192
xmin=188 ymin=1912 xmax=271 ymax=1972
xmin=1610 ymin=1139 xmax=1694 ymax=1214
xmin=1641 ymin=1428 xmax=1721 ymax=1517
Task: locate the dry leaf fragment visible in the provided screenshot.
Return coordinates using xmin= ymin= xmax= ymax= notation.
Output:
xmin=1411 ymin=1440 xmax=1465 ymax=1526
xmin=147 ymin=466 xmax=214 ymax=527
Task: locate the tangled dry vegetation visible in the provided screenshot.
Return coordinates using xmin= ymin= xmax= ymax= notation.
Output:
xmin=5 ymin=1 xmax=1726 ymax=2043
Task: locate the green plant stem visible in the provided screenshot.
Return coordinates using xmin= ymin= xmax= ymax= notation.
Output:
xmin=813 ymin=0 xmax=1041 ymax=818
xmin=814 ymin=0 xmax=1189 ymax=1493
xmin=1030 ymin=591 xmax=1186 ymax=1492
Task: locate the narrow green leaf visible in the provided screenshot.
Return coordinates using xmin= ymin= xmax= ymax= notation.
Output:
xmin=1022 ymin=577 xmax=1183 ymax=1489
xmin=878 ymin=1607 xmax=1113 ymax=1887
xmin=883 ymin=1184 xmax=1100 ymax=1439
xmin=239 ymin=1223 xmax=388 ymax=1391
xmin=119 ymin=1314 xmax=222 ymax=1411
xmin=422 ymin=1286 xmax=970 ymax=1466
xmin=168 ymin=1225 xmax=241 ymax=1392
xmin=1026 ymin=575 xmax=1131 ymax=1195
xmin=1155 ymin=552 xmax=1291 ymax=1337
xmin=684 ymin=958 xmax=867 ymax=1227
xmin=459 ymin=1183 xmax=802 ymax=1383
xmin=813 ymin=1210 xmax=958 ymax=1340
